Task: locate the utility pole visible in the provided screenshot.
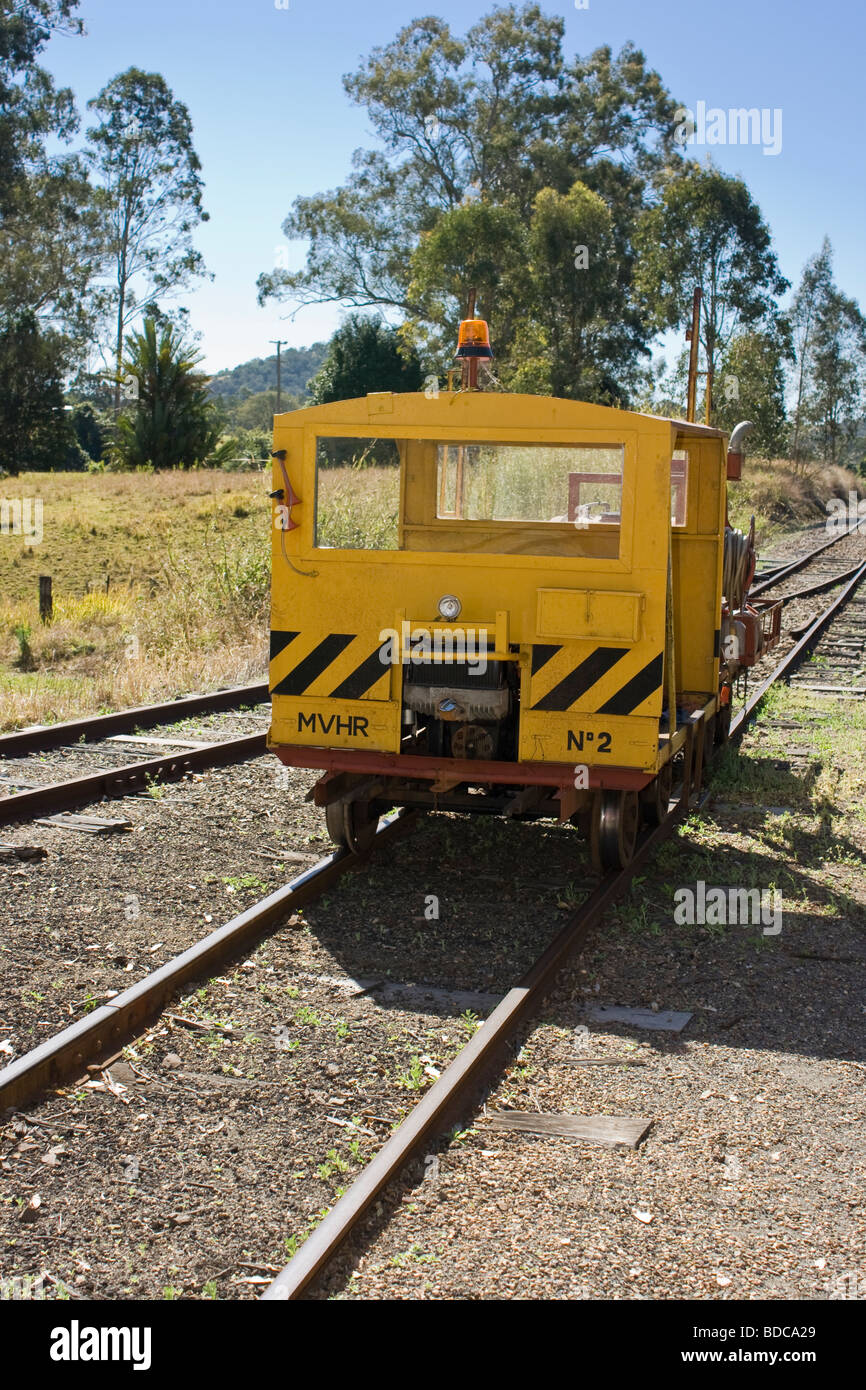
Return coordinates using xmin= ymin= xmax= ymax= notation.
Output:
xmin=686 ymin=287 xmax=701 ymax=423
xmin=270 ymin=339 xmax=285 ymax=413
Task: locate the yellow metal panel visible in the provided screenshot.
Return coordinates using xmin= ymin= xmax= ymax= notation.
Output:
xmin=271 ymin=695 xmax=400 ymax=752
xmin=518 ymin=709 xmax=659 ymax=771
xmin=269 ymin=394 xmax=682 ymax=770
xmin=696 ymin=440 xmax=723 ymax=535
xmin=268 ymin=630 xmax=391 ymax=702
xmin=536 ymin=588 xmax=644 ymax=643
xmin=522 ymin=640 xmax=664 ymax=722
xmin=670 ymin=434 xmax=725 ymax=697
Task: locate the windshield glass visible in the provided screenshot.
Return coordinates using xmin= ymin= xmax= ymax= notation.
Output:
xmin=436 ymin=442 xmax=623 ymax=524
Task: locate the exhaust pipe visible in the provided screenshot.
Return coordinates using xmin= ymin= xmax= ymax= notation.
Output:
xmin=727 ymin=420 xmax=754 ymax=480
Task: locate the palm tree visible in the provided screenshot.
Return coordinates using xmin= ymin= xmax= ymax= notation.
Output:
xmin=111 ymin=317 xmax=222 ymax=469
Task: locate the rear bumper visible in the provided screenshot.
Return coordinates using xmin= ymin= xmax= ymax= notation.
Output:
xmin=269 ymin=741 xmax=653 ymax=792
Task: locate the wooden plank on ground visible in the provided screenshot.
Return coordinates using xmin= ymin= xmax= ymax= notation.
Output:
xmin=106 ymin=735 xmax=209 ymax=749
xmin=560 ymin=1056 xmax=647 ymax=1067
xmin=486 ymin=1110 xmax=652 ymax=1148
xmin=795 ymin=683 xmax=865 ymax=694
xmin=35 ymin=813 xmax=133 ymax=835
xmin=586 ymin=1004 xmax=692 ymax=1032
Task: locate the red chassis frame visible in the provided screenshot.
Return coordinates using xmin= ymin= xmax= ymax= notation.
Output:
xmin=272 ymin=744 xmax=655 ymax=822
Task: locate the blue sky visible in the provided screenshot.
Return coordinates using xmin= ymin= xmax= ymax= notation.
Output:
xmin=45 ymin=0 xmax=866 ymax=374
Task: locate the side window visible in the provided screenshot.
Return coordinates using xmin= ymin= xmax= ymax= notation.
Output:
xmin=314 ymin=437 xmax=401 ymax=549
xmin=671 ymin=450 xmax=688 ymax=527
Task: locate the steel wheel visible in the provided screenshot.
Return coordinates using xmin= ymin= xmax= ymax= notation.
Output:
xmin=590 ymin=790 xmax=639 ymax=872
xmin=324 ymin=799 xmax=379 ymax=854
xmin=639 ymin=762 xmax=673 ymax=827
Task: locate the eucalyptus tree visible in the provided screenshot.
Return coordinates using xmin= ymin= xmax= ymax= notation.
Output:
xmin=0 ymin=312 xmax=72 ymax=474
xmin=86 ymin=68 xmax=210 ymax=409
xmin=636 ymin=164 xmax=789 ymax=419
xmin=0 ymin=2 xmax=99 ymax=465
xmin=714 ymin=331 xmax=790 ymax=457
xmin=0 ymin=0 xmax=82 ymax=214
xmin=258 ymin=3 xmax=683 ymax=396
xmin=787 ymin=239 xmax=866 ymax=466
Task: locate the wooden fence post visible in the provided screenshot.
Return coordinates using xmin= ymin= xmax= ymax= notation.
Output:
xmin=39 ymin=575 xmax=53 ymax=623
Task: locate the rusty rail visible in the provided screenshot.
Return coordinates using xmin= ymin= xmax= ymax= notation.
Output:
xmin=751 ymin=529 xmax=853 ymax=596
xmin=0 ymin=681 xmax=268 ymax=758
xmin=262 ymin=559 xmax=866 ymax=1300
xmin=0 ymin=812 xmax=413 ymax=1111
xmin=0 ymin=732 xmax=267 ymax=827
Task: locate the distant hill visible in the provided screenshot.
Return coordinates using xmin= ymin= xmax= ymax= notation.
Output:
xmin=208 ymin=344 xmax=327 ymax=402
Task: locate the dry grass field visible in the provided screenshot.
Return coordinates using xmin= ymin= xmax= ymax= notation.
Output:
xmin=727 ymin=458 xmax=862 ymax=537
xmin=0 ymin=469 xmax=271 ymax=730
xmin=0 ymin=455 xmax=860 ymax=731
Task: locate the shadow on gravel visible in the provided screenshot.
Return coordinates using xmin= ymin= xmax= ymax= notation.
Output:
xmin=290 ymin=800 xmax=865 ymax=1067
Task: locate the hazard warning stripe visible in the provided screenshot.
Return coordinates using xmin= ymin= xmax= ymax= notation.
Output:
xmin=330 ymin=645 xmax=391 ymax=700
xmin=531 ymin=644 xmax=561 ymax=675
xmin=270 ymin=633 xmax=354 ymax=696
xmin=596 ymin=652 xmax=664 ymax=716
xmin=531 ymin=646 xmax=629 ymax=713
xmin=269 ymin=630 xmax=300 ymax=661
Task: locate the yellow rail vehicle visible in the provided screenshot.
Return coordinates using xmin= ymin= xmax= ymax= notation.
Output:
xmin=268 ymin=374 xmax=778 ymax=870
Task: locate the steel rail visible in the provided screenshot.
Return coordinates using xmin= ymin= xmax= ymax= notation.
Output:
xmin=731 ymin=560 xmax=866 ymax=736
xmin=750 ymin=529 xmax=852 ymax=596
xmin=757 ymin=560 xmax=865 ymax=606
xmin=262 ymin=560 xmax=866 ymax=1301
xmin=0 ymin=732 xmax=267 ymax=827
xmin=261 ymin=801 xmax=690 ymax=1301
xmin=0 ymin=681 xmax=268 ymax=759
xmin=4 ymin=563 xmax=863 ymax=1293
xmin=0 ymin=812 xmax=412 ymax=1111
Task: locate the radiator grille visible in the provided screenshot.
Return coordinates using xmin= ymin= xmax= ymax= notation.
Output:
xmin=404 ymin=659 xmax=503 ymax=691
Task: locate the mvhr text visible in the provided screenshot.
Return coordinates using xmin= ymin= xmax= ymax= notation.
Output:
xmin=297 ymin=712 xmax=369 ymax=737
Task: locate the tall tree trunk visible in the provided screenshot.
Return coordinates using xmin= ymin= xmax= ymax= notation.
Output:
xmin=114 ymin=219 xmax=130 ymax=414
xmin=113 ymin=285 xmax=124 ymax=414
xmin=791 ymin=302 xmax=813 ymax=468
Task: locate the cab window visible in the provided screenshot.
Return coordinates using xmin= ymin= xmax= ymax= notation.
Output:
xmin=315 ymin=436 xmax=400 ymax=549
xmin=436 ymin=442 xmax=623 ymax=525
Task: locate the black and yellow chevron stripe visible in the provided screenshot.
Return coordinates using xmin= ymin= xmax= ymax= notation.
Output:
xmin=529 ymin=643 xmax=663 ymax=716
xmin=269 ymin=630 xmax=391 ymax=700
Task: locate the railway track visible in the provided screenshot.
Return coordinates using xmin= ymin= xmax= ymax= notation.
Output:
xmin=751 ymin=525 xmax=855 ymax=595
xmin=0 ymin=681 xmax=268 ymax=758
xmin=3 ymin=552 xmax=863 ymax=1301
xmin=263 ymin=556 xmax=866 ymax=1300
xmin=0 ymin=812 xmax=412 ymax=1111
xmin=2 ymin=528 xmax=861 ymax=835
xmin=0 ymin=684 xmax=269 ymax=829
